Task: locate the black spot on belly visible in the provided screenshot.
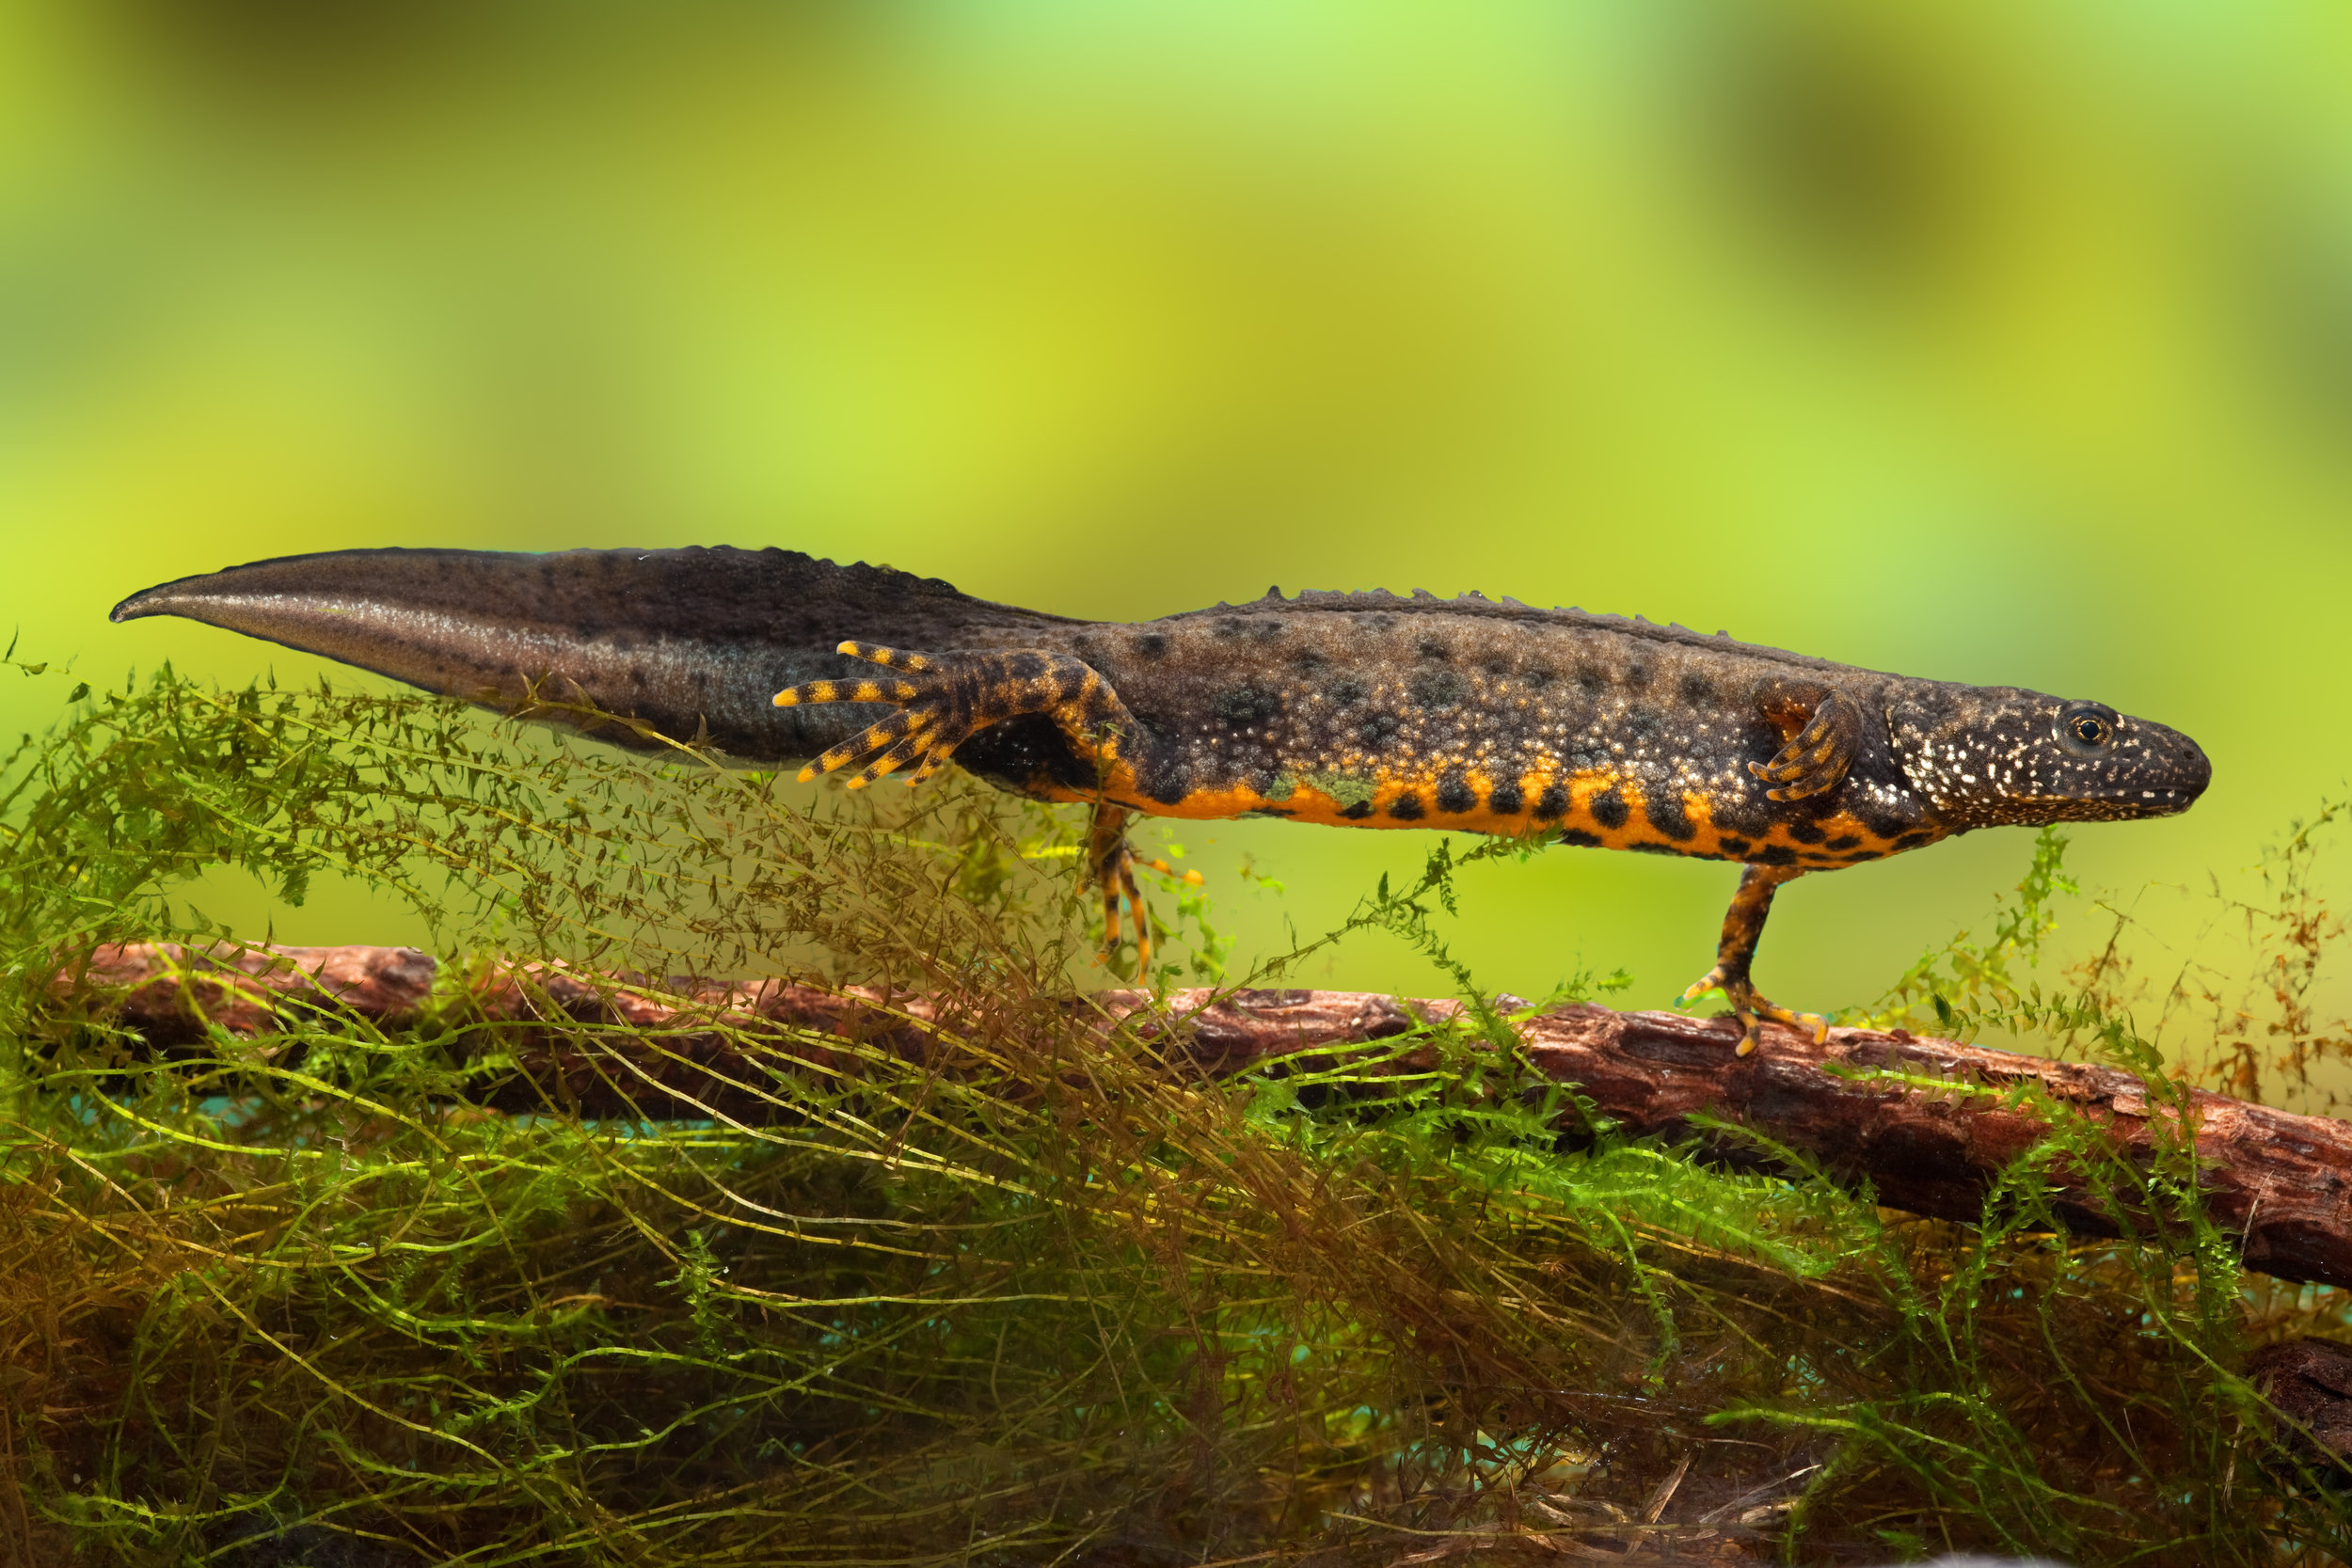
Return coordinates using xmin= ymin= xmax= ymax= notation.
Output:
xmin=1389 ymin=792 xmax=1426 ymax=821
xmin=1328 ymin=678 xmax=1367 ymax=707
xmin=1841 ymin=848 xmax=1881 ymax=861
xmin=1409 ymin=669 xmax=1468 ymax=711
xmin=1534 ymin=784 xmax=1569 ymax=819
xmin=1559 ymin=828 xmax=1602 ymax=847
xmin=1892 ymin=831 xmax=1935 ymax=850
xmin=1133 ymin=632 xmax=1168 ymax=659
xmin=1144 ymin=759 xmax=1195 ymax=806
xmin=1488 ymin=779 xmax=1525 ymax=815
xmin=1644 ymin=791 xmax=1696 ymax=841
xmin=1436 ymin=775 xmax=1476 ymax=814
xmin=1718 ymin=835 xmax=1751 ymax=857
xmin=1787 ymin=820 xmax=1827 ymax=845
xmin=1627 ymin=841 xmax=1677 ymax=855
xmin=1864 ymin=808 xmax=1922 ymax=841
xmin=1213 ymin=684 xmax=1283 ymax=729
xmin=1590 ymin=786 xmax=1629 ymax=831
xmin=1711 ymin=796 xmax=1772 ymax=838
xmin=1678 ymin=673 xmax=1713 ymax=705
xmin=1756 ymin=845 xmax=1801 ymax=866
xmin=1340 ymin=799 xmax=1374 ymax=819
xmin=1823 ymin=834 xmax=1861 ymax=851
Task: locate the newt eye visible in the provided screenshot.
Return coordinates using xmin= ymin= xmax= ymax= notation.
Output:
xmin=2058 ymin=705 xmax=2117 ymax=753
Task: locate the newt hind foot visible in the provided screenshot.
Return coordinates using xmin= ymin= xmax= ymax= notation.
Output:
xmin=773 ymin=641 xmax=1133 ymax=789
xmin=779 ymin=643 xmax=1166 ymax=966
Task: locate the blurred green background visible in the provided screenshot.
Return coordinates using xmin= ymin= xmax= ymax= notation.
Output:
xmin=5 ymin=0 xmax=2349 ymax=1026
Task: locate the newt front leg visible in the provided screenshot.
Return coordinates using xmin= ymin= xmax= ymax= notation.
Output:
xmin=1677 ymin=864 xmax=1828 ymax=1055
xmin=1672 ymin=678 xmax=1857 ymax=1052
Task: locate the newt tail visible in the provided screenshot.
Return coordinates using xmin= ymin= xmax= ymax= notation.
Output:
xmin=113 ymin=546 xmax=2212 ymax=1050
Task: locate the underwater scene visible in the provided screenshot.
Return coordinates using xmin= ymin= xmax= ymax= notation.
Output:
xmin=7 ymin=4 xmax=2352 ymax=1563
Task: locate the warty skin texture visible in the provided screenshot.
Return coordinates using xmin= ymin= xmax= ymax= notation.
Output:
xmin=113 ymin=546 xmax=2213 ymax=1048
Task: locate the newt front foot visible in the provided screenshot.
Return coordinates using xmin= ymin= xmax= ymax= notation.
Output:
xmin=1676 ymin=966 xmax=1829 ymax=1056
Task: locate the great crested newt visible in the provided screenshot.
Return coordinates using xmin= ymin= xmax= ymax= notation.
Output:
xmin=112 ymin=546 xmax=2212 ymax=1051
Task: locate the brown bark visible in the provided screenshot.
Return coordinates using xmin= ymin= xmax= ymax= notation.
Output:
xmin=2247 ymin=1339 xmax=2352 ymax=1460
xmin=44 ymin=942 xmax=2352 ymax=1292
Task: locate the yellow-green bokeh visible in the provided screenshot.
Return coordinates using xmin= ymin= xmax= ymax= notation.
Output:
xmin=6 ymin=1 xmax=2349 ymax=1025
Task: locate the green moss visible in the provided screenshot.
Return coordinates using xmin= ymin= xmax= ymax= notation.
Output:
xmin=1268 ymin=768 xmax=1379 ymax=810
xmin=0 ymin=658 xmax=2346 ymax=1565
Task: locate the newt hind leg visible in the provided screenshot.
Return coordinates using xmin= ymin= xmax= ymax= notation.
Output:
xmin=773 ymin=641 xmax=1139 ymax=789
xmin=1677 ymin=863 xmax=1830 ymax=1054
xmin=776 ymin=642 xmax=1164 ymax=967
xmin=1087 ymin=804 xmax=1152 ymax=968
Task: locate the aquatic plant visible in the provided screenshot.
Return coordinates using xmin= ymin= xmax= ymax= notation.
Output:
xmin=1 ymin=658 xmax=2346 ymax=1565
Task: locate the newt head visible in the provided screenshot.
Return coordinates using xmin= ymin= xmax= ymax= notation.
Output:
xmin=1888 ymin=689 xmax=2211 ymax=831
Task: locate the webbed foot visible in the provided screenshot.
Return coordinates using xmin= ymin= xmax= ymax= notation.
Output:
xmin=1677 ymin=965 xmax=1829 ymax=1055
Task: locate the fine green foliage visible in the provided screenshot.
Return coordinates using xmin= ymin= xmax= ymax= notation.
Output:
xmin=2 ymin=662 xmax=2348 ymax=1566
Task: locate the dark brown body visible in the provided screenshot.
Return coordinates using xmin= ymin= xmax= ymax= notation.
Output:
xmin=111 ymin=546 xmax=2206 ymax=869
xmin=113 ymin=545 xmax=2211 ymax=1045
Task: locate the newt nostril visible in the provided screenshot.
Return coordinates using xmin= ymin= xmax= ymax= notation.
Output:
xmin=2178 ymin=738 xmax=2214 ymax=800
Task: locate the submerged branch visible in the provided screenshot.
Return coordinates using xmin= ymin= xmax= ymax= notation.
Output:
xmin=54 ymin=940 xmax=2352 ymax=1291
